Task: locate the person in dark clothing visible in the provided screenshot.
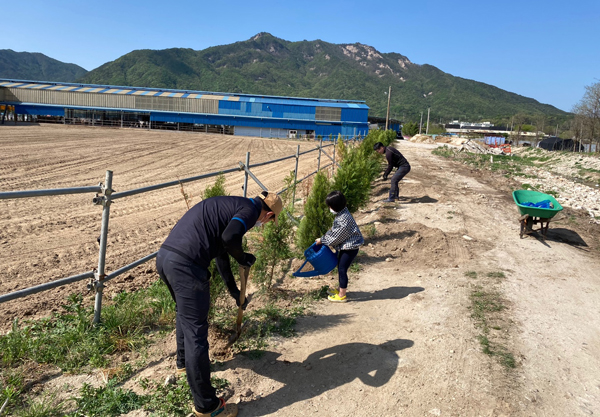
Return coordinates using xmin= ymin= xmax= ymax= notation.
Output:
xmin=373 ymin=142 xmax=411 ymax=202
xmin=156 ymin=191 xmax=282 ymax=417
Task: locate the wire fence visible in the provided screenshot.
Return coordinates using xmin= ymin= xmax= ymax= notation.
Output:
xmin=0 ymin=139 xmax=338 ymax=323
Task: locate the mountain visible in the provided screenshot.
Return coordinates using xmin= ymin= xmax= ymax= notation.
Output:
xmin=0 ymin=49 xmax=88 ymax=83
xmin=15 ymin=33 xmax=566 ymax=123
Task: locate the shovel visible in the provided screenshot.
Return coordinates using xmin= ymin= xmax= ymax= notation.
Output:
xmin=225 ymin=265 xmax=250 ymax=349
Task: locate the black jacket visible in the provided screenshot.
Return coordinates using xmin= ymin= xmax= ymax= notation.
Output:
xmin=383 ymin=146 xmax=409 ymax=178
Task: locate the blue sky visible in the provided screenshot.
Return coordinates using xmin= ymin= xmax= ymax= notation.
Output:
xmin=3 ymin=0 xmax=599 ymax=112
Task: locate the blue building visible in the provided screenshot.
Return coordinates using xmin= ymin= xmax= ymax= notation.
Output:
xmin=0 ymin=79 xmax=369 ymax=139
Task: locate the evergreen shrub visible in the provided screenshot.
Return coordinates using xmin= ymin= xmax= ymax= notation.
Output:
xmin=296 ymin=171 xmax=332 ymax=251
xmin=252 ymin=173 xmax=295 ymax=289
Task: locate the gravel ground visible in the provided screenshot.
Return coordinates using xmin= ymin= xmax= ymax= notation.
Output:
xmin=511 ymin=148 xmax=600 ymax=222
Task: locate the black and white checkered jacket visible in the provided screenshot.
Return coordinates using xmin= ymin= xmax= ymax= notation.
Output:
xmin=321 ymin=207 xmax=364 ymax=251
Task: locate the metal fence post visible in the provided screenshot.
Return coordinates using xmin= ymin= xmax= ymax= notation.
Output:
xmin=243 ymin=152 xmax=250 ymax=198
xmin=332 ymin=137 xmax=337 ymax=174
xmin=317 ymin=136 xmax=323 ymax=172
xmin=292 ymin=145 xmax=300 ymax=213
xmin=93 ymin=170 xmax=113 ymax=324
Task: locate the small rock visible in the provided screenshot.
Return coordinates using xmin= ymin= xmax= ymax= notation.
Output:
xmin=385 ymin=258 xmax=392 ymax=262
xmin=462 ymin=235 xmax=473 ymax=241
xmin=243 ymin=388 xmax=253 ymax=397
xmin=305 ymin=365 xmax=312 ymax=370
xmin=164 ymin=374 xmax=177 ymax=386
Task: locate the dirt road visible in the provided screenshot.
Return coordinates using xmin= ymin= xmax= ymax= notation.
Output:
xmin=212 ymin=140 xmax=600 ymax=416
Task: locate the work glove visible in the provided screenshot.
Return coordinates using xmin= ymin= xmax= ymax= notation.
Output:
xmin=240 ymin=253 xmax=256 ymax=267
xmin=230 ymin=289 xmax=249 ymax=310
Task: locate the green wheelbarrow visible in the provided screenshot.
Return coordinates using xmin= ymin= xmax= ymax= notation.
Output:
xmin=512 ymin=190 xmax=563 ymax=239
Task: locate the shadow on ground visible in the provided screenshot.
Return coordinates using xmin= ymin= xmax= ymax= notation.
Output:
xmin=397 ymin=195 xmax=439 ymax=204
xmin=522 ymin=227 xmax=588 ymax=249
xmin=349 ymin=286 xmax=425 ymax=302
xmin=230 ymin=339 xmax=414 ymax=416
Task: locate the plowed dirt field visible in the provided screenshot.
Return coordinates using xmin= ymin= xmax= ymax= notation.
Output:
xmin=0 ymin=125 xmax=323 ymax=327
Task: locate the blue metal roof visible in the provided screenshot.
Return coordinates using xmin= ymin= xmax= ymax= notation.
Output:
xmin=0 ymin=78 xmax=369 ymax=110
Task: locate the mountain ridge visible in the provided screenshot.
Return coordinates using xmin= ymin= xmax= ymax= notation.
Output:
xmin=2 ymin=35 xmax=568 ymax=122
xmin=0 ymin=49 xmax=88 ymax=83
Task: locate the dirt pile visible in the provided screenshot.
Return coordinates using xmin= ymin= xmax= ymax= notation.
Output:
xmin=408 ymin=134 xmax=435 ymax=144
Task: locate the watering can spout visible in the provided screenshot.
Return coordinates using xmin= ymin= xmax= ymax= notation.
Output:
xmin=293 ymin=243 xmax=337 ymax=278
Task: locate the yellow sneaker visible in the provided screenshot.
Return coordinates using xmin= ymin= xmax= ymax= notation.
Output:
xmin=328 ymin=294 xmax=347 ymax=303
xmin=327 ymin=287 xmax=339 ymax=296
xmin=193 ymin=398 xmax=238 ymax=417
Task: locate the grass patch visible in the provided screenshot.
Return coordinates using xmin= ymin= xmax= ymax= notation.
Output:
xmin=520 ymin=183 xmax=538 ymax=191
xmin=361 ymin=223 xmax=377 ymax=239
xmin=431 ymin=146 xmax=455 ymax=158
xmin=229 ymin=302 xmax=307 ymax=354
xmin=0 ymin=280 xmax=177 ymax=415
xmin=469 ymin=277 xmax=516 ymax=369
xmin=0 ymin=280 xmax=175 ymax=372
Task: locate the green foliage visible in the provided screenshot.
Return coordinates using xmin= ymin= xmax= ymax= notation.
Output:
xmin=520 ymin=124 xmax=533 ymax=132
xmin=67 ymin=380 xmax=144 ymax=417
xmin=76 ymin=33 xmax=569 ymax=121
xmin=139 ymin=376 xmax=194 ymax=416
xmin=425 ymin=123 xmax=446 ymax=135
xmin=0 ymin=281 xmax=174 ymax=372
xmin=0 ymin=50 xmax=88 ymax=82
xmin=252 ymin=174 xmax=296 ymax=289
xmin=201 ymin=173 xmax=228 ymax=199
xmin=336 ymin=136 xmax=348 ymax=162
xmin=402 ymin=122 xmax=419 ymax=137
xmin=296 ymin=171 xmax=332 ymax=250
xmin=11 ymin=391 xmax=66 ymax=417
xmin=469 ymin=282 xmax=515 ymax=369
xmin=361 ymin=224 xmax=377 ymax=239
xmin=330 ymin=130 xmax=385 ymax=212
xmin=431 ymin=145 xmax=455 ymax=158
xmin=332 ymin=150 xmax=378 ymax=212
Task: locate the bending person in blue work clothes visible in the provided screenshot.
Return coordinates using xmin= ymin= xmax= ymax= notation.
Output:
xmin=156 ymin=191 xmax=283 ymax=417
xmin=374 ymin=141 xmax=411 ymax=202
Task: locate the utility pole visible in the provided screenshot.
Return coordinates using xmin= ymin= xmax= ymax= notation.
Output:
xmin=555 ymin=124 xmax=558 ymax=136
xmin=426 ymin=107 xmax=431 ymax=135
xmin=419 ymin=112 xmax=423 ymax=134
xmin=385 ymin=86 xmax=391 ymax=130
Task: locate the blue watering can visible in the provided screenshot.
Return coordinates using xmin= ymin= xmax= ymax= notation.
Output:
xmin=293 ymin=243 xmax=338 ymax=278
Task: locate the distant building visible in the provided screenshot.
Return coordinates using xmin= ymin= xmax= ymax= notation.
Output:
xmin=444 ymin=120 xmax=542 ymax=138
xmin=0 ymin=79 xmax=369 ymax=139
xmin=367 ymin=116 xmax=402 ymax=137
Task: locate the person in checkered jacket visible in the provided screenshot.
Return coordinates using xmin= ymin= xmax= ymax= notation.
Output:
xmin=315 ymin=191 xmax=364 ymax=303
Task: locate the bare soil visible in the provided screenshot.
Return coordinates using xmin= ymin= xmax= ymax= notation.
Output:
xmin=2 ymin=126 xmax=600 ymax=416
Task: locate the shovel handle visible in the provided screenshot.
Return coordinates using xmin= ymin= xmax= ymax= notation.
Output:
xmin=236 ymin=265 xmax=250 ymax=332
